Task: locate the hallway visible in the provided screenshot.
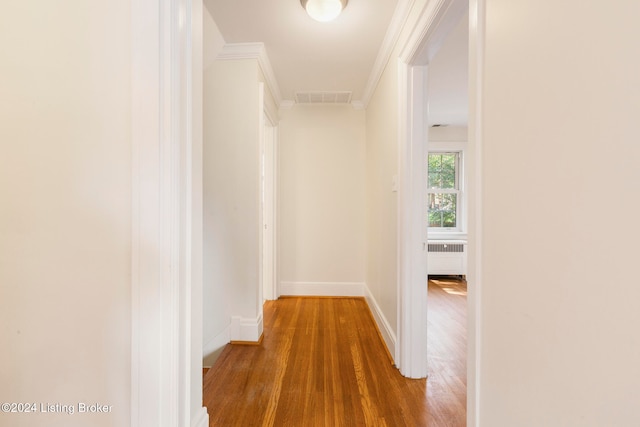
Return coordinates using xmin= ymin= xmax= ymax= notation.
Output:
xmin=203 ymin=279 xmax=466 ymax=426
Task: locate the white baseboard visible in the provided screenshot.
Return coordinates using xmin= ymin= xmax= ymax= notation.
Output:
xmin=191 ymin=407 xmax=209 ymax=427
xmin=363 ymin=284 xmax=396 ymax=363
xmin=279 ymin=281 xmax=365 ymax=297
xmin=203 ymin=324 xmax=230 ymax=358
xmin=230 ymin=313 xmax=263 ymax=342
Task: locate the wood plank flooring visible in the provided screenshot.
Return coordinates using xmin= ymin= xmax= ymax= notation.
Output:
xmin=203 ymin=279 xmax=467 ymax=426
xmin=426 ymin=278 xmax=467 ymax=425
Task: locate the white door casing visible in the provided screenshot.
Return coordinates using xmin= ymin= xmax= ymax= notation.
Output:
xmin=131 ymin=0 xmax=208 ymax=426
xmin=396 ymin=0 xmax=468 ymax=379
xmin=262 ymin=115 xmax=277 ymax=301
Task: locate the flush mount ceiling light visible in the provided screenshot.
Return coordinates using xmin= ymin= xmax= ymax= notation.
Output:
xmin=300 ymin=0 xmax=348 ymax=22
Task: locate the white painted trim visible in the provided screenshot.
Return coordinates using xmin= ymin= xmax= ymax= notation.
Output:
xmin=396 ymin=61 xmax=407 ymax=368
xmin=264 ymin=100 xmax=279 ymax=129
xmin=131 ymin=1 xmax=179 ymax=425
xmin=217 ymin=42 xmax=283 ymax=107
xmin=261 ymin=116 xmax=278 ymax=302
xmin=279 ymin=281 xmax=365 ymax=297
xmin=428 ymin=232 xmax=468 ymax=240
xmin=257 ymin=47 xmax=283 ymax=108
xmin=360 ymin=0 xmax=415 ymax=107
xmin=467 ymin=1 xmax=484 ymax=425
xmin=216 ymin=42 xmax=263 ymax=60
xmin=363 ymin=285 xmax=397 ymax=361
xmin=230 ymin=314 xmax=264 ymax=342
xmin=396 ymin=62 xmax=429 ymax=379
xmin=131 ymin=0 xmax=207 ymax=425
xmin=191 ymin=407 xmax=210 ymax=427
xmin=274 ymin=127 xmax=282 ymax=300
xmin=189 ymin=0 xmax=207 ymax=424
xmin=203 ymin=325 xmax=231 ymax=359
xmin=258 ymin=83 xmax=266 ymax=309
xmin=272 ymin=125 xmax=280 ymax=299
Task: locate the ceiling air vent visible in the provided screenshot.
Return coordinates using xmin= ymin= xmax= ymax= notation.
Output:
xmin=295 ymin=91 xmax=352 ymax=104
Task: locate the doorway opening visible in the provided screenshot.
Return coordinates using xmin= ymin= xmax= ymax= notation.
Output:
xmin=424 ymin=9 xmax=469 ymax=407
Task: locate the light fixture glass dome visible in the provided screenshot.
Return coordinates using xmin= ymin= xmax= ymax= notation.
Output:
xmin=301 ymin=0 xmax=347 ymax=22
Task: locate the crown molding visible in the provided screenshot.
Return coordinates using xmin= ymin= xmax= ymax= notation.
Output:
xmin=216 ymin=42 xmax=262 ymax=60
xmin=360 ymin=0 xmax=415 ymax=108
xmin=217 ymin=42 xmax=283 ymax=107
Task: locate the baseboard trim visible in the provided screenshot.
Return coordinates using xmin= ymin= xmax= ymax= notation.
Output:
xmin=203 ymin=324 xmax=230 ymax=358
xmin=231 ymin=333 xmax=264 ymax=346
xmin=230 ymin=313 xmax=263 ymax=343
xmin=363 ymin=284 xmax=397 ymax=363
xmin=279 ymin=281 xmax=365 ymax=297
xmin=191 ymin=406 xmax=209 ymax=427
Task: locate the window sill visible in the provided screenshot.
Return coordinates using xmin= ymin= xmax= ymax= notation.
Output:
xmin=428 ymin=231 xmax=467 ymax=241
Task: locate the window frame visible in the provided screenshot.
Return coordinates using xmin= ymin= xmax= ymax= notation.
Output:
xmin=427 ymin=150 xmax=463 ymax=233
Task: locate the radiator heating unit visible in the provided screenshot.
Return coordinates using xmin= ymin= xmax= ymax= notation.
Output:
xmin=427 ymin=240 xmax=467 ymax=276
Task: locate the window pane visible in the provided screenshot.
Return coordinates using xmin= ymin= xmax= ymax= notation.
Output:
xmin=428 ymin=172 xmax=439 ymax=187
xmin=441 ymin=169 xmax=455 ymax=188
xmin=428 ymin=154 xmax=442 ymax=171
xmin=428 ymin=154 xmax=441 ymax=187
xmin=428 ymin=153 xmax=457 ymax=189
xmin=428 ymin=193 xmax=457 ymax=228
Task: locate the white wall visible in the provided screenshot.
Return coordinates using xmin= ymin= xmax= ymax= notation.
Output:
xmin=426 ymin=11 xmax=469 ymax=127
xmin=476 ymin=0 xmax=640 ymax=425
xmin=364 ymin=0 xmax=432 ymax=346
xmin=278 ymin=105 xmax=366 ymax=295
xmin=365 ymin=63 xmax=400 ymax=334
xmin=203 ymin=6 xmax=225 ymax=70
xmin=203 ymin=58 xmax=262 ymax=357
xmin=201 ymin=5 xmax=231 ymax=365
xmin=429 ymin=125 xmax=468 ymax=143
xmin=0 ymin=1 xmax=131 ymax=426
xmin=202 ymin=6 xmax=281 ymax=359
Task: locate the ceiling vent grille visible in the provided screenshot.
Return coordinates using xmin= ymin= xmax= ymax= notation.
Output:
xmin=295 ymin=91 xmax=352 ymax=104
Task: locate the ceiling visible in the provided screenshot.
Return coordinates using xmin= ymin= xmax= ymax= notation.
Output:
xmin=427 ymin=12 xmax=469 ymax=126
xmin=204 ymin=0 xmax=468 ymax=125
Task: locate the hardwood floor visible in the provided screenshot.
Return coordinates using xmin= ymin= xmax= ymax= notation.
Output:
xmin=203 ymin=279 xmax=466 ymax=426
xmin=425 ymin=278 xmax=467 ymax=425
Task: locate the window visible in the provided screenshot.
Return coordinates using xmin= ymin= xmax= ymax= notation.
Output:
xmin=428 ymin=152 xmax=461 ymax=229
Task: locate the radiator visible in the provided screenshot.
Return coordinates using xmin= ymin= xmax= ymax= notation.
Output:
xmin=427 ymin=240 xmax=467 ymax=276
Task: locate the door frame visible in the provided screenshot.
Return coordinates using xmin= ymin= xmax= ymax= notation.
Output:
xmin=261 ymin=111 xmax=278 ymax=301
xmin=131 ymin=0 xmax=207 ymax=426
xmin=396 ymin=0 xmax=468 ymax=378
